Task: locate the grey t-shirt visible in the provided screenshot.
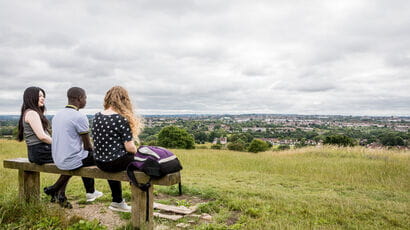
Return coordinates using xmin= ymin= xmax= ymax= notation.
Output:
xmin=52 ymin=107 xmax=89 ymax=170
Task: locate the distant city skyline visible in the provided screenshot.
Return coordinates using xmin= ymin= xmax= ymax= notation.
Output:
xmin=0 ymin=1 xmax=409 ymax=116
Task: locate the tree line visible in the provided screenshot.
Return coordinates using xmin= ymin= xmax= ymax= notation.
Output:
xmin=1 ymin=118 xmax=409 ymax=152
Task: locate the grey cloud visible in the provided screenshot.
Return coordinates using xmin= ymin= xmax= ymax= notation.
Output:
xmin=0 ymin=28 xmax=32 ymax=48
xmin=242 ymin=64 xmax=272 ymax=77
xmin=36 ymin=33 xmax=77 ymax=49
xmin=296 ymin=84 xmax=336 ymax=93
xmin=75 ymin=42 xmax=143 ymax=62
xmin=385 ymin=53 xmax=410 ymax=68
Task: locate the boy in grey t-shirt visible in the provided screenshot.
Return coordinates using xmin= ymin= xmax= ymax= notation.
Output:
xmin=52 ymin=104 xmax=89 ymax=170
xmin=49 ymin=87 xmax=103 ymax=207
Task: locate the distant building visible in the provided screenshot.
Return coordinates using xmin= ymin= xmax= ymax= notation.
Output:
xmin=242 ymin=127 xmax=266 ymax=132
xmin=212 ymin=137 xmax=227 ymax=144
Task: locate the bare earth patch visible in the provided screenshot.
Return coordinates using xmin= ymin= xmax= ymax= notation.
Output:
xmin=63 ymin=194 xmax=212 ymax=229
xmin=66 ymin=202 xmax=126 ymax=230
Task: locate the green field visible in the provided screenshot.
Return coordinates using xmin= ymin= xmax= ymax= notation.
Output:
xmin=1 ymin=139 xmax=409 ymax=229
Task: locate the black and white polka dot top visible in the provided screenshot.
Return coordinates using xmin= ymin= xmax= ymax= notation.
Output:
xmin=92 ymin=112 xmax=133 ymax=162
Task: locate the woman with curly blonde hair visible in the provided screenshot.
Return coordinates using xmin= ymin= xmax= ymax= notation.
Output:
xmin=92 ymin=86 xmax=144 ymax=212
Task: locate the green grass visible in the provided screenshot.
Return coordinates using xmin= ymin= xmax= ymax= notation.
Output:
xmin=1 ymin=139 xmax=409 ymax=229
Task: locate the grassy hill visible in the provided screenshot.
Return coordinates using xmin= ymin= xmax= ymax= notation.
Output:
xmin=0 ymin=139 xmax=409 ymax=229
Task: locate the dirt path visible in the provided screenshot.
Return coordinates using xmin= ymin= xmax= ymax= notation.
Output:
xmin=64 ymin=194 xmax=211 ymax=229
xmin=67 ymin=202 xmax=127 ymax=230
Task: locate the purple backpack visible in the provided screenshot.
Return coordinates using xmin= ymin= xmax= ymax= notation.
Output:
xmin=127 ymin=146 xmax=183 ymax=190
xmin=127 ymin=146 xmax=183 ymax=221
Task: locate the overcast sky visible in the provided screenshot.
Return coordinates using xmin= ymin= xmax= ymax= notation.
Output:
xmin=0 ymin=0 xmax=409 ymax=116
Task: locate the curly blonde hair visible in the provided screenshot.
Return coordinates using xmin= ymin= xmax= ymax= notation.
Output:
xmin=103 ymin=86 xmax=144 ymax=142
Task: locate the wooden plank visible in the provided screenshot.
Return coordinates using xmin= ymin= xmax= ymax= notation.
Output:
xmin=4 ymin=158 xmax=180 ymax=186
xmin=131 ymin=184 xmax=154 ymax=230
xmin=18 ymin=170 xmax=24 ymax=201
xmin=19 ymin=169 xmax=40 ymax=202
xmin=153 ymin=212 xmax=184 ymax=221
xmin=153 ymin=202 xmax=197 ymax=215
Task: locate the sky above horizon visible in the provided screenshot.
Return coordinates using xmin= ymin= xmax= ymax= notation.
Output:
xmin=0 ymin=0 xmax=409 ymax=116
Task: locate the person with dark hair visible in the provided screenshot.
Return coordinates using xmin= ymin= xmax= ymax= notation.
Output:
xmin=17 ymin=86 xmax=72 ymax=207
xmin=51 ymin=87 xmax=103 ymax=207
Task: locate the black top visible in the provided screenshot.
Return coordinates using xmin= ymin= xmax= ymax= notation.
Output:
xmin=92 ymin=112 xmax=133 ymax=162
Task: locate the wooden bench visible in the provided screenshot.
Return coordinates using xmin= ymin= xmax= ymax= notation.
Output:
xmin=3 ymin=158 xmax=181 ymax=230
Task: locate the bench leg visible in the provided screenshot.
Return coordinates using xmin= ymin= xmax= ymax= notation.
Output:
xmin=131 ymin=185 xmax=154 ymax=230
xmin=18 ymin=170 xmax=40 ymax=202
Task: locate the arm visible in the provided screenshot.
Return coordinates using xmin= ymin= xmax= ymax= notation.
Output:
xmin=76 ymin=114 xmax=93 ymax=151
xmin=81 ymin=133 xmax=94 ymax=151
xmin=124 ymin=140 xmax=138 ymax=153
xmin=25 ymin=110 xmax=52 ymax=144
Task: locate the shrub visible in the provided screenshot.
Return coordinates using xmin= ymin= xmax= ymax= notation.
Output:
xmin=380 ymin=133 xmax=405 ymax=146
xmin=146 ymin=140 xmax=158 ymax=146
xmin=277 ymin=144 xmax=290 ymax=150
xmin=141 ymin=135 xmax=158 ymax=146
xmin=323 ymin=134 xmax=356 ymax=147
xmin=248 ymin=139 xmax=270 ymax=153
xmin=194 ymin=131 xmax=208 ymax=144
xmin=157 ymin=126 xmax=195 ymax=149
xmin=227 ymin=139 xmax=246 ymax=152
xmin=228 ymin=133 xmax=253 ymax=143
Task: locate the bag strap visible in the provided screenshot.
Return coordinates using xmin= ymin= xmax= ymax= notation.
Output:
xmin=126 ymin=164 xmax=152 ymax=222
xmin=145 ymin=187 xmax=150 ymax=222
xmin=126 ymin=164 xmax=149 ymax=190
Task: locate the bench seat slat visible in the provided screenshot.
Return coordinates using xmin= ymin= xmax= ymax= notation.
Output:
xmin=3 ymin=158 xmax=180 ymax=186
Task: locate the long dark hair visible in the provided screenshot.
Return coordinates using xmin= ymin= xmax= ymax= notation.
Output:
xmin=17 ymin=87 xmax=50 ymax=141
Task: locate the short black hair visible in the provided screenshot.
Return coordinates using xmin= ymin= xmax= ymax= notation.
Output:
xmin=67 ymin=87 xmax=86 ymax=99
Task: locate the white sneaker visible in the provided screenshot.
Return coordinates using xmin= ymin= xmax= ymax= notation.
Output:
xmin=109 ymin=200 xmax=131 ymax=213
xmin=86 ymin=190 xmax=103 ymax=202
